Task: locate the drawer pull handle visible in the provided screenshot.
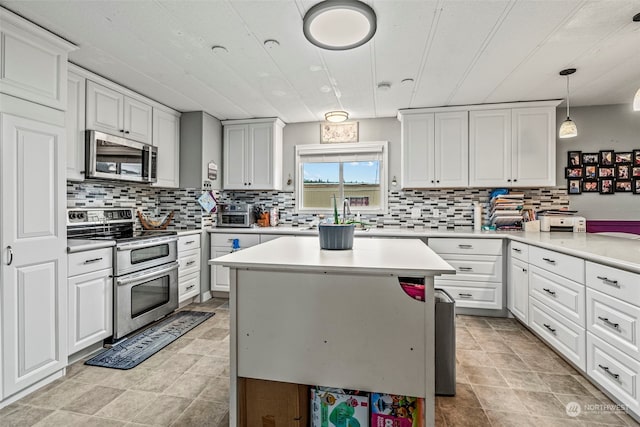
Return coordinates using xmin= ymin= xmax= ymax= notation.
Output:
xmin=458 ymin=293 xmax=473 ymax=298
xmin=186 ymin=284 xmax=196 ymax=291
xmin=597 ymin=316 xmax=620 ymax=330
xmin=185 ymin=240 xmax=195 ymax=245
xmin=543 ymin=323 xmax=556 ymax=333
xmin=186 ymin=260 xmax=196 ymax=266
xmin=542 ymin=257 xmax=556 ymax=264
xmin=598 ymin=364 xmax=620 ymax=380
xmin=84 ymin=257 xmax=103 ymax=264
xmin=458 ymin=267 xmax=473 ymax=271
xmin=512 ymin=248 xmax=522 ymax=253
xmin=522 ymin=268 xmax=527 ymax=273
xmin=542 ymin=288 xmax=556 ymax=296
xmin=597 ymin=276 xmax=620 ymax=287
xmin=458 ymin=244 xmax=473 ymax=249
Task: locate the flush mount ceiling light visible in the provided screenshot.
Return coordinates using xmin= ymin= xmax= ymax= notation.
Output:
xmin=633 ymin=13 xmax=640 ymax=111
xmin=303 ymin=0 xmax=377 ymax=50
xmin=325 ymin=110 xmax=349 ymax=122
xmin=559 ymin=68 xmax=578 ymax=139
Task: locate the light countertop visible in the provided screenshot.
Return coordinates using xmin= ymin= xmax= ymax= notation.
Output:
xmin=210 ymin=236 xmax=456 ymax=277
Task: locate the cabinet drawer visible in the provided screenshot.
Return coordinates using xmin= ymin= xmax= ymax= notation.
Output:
xmin=587 ymin=289 xmax=640 ymax=360
xmin=68 ymin=248 xmax=112 ymax=277
xmin=529 ymin=245 xmax=584 ymax=282
xmin=178 ymin=248 xmax=200 ymax=277
xmin=435 ymin=281 xmax=501 ymax=310
xmin=529 ymin=265 xmax=585 ymax=326
xmin=436 ymin=254 xmax=502 ymax=282
xmin=509 ymin=241 xmax=528 ymax=262
xmin=428 ymin=238 xmax=502 ymax=255
xmin=178 ymin=234 xmax=201 ymax=252
xmin=587 ymin=332 xmax=640 ymax=414
xmin=211 ymin=233 xmax=260 ymax=249
xmin=586 ymin=262 xmax=640 ymax=305
xmin=179 ymin=272 xmax=200 ymax=302
xmin=529 ymin=297 xmax=585 ymax=370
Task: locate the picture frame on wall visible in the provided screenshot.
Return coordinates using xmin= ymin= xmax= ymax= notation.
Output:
xmin=598 ymin=167 xmax=615 ymax=178
xmin=633 ymin=150 xmax=640 ymax=165
xmin=565 ymin=167 xmax=583 ymax=178
xmin=581 ymin=180 xmax=598 ymax=193
xmin=633 ymin=166 xmax=640 ymax=178
xmin=582 ymin=152 xmax=599 ymax=165
xmin=599 ymin=150 xmax=614 ymax=166
xmin=599 ymin=178 xmax=614 ymax=194
xmin=320 ymin=122 xmax=359 ymax=144
xmin=633 ymin=178 xmax=640 ymax=194
xmin=615 ymin=180 xmax=632 ymax=192
xmin=584 ymin=165 xmax=597 ymax=179
xmin=615 ymin=152 xmax=633 ymax=164
xmin=567 ymin=179 xmax=581 ymax=194
xmin=617 ymin=164 xmax=631 ymax=179
xmin=568 ymin=151 xmax=581 ymax=166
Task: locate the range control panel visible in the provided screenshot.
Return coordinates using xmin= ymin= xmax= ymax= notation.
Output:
xmin=67 ymin=208 xmax=134 ymax=225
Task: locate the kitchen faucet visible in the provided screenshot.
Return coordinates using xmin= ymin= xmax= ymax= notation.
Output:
xmin=343 ymin=198 xmax=351 ymax=222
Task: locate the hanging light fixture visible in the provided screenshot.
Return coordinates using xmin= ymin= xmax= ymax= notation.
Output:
xmin=303 ymin=0 xmax=377 ymax=50
xmin=559 ymin=68 xmax=577 ymax=139
xmin=325 ymin=110 xmax=349 ymax=122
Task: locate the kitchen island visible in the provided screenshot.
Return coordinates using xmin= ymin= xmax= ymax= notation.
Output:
xmin=210 ymin=236 xmax=455 ymax=427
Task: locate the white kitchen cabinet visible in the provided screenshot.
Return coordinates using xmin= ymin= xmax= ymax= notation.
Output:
xmin=68 ymin=267 xmax=112 ymax=355
xmin=153 ymin=107 xmax=181 ymax=188
xmin=1 ymin=112 xmax=67 ymax=398
xmin=66 ymin=70 xmax=86 ymax=181
xmin=0 ymin=9 xmax=75 ymax=110
xmin=509 ymin=257 xmax=529 ymax=323
xmin=179 ymin=111 xmax=223 ymax=190
xmin=469 ymin=106 xmax=556 ymax=187
xmin=178 ymin=234 xmax=201 ymax=303
xmin=222 ymin=118 xmax=284 ymax=190
xmin=210 ymin=233 xmax=261 ymax=292
xmin=399 ymin=110 xmax=468 ymax=188
xmin=86 ymin=80 xmax=153 ymax=144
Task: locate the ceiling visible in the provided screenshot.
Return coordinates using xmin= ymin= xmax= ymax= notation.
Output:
xmin=2 ymin=0 xmax=640 ymax=123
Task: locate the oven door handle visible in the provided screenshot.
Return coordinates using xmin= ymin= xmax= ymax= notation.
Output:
xmin=116 ymin=236 xmax=178 ymax=251
xmin=116 ymin=261 xmax=179 ymax=286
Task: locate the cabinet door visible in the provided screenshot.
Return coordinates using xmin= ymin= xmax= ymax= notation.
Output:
xmin=86 ymin=81 xmax=124 ymax=136
xmin=401 ymin=113 xmax=435 ymax=188
xmin=434 ymin=111 xmax=468 ymax=187
xmin=124 ymin=96 xmax=153 ymax=144
xmin=248 ymin=123 xmax=275 ymax=189
xmin=223 ymin=125 xmax=248 ymax=190
xmin=469 ymin=109 xmax=512 ymax=187
xmin=509 ymin=258 xmax=529 ymax=323
xmin=1 ymin=114 xmax=67 ymax=396
xmin=211 ymin=248 xmax=232 ymax=292
xmin=152 ymin=108 xmax=180 ymax=188
xmin=511 ymin=107 xmax=555 ymax=187
xmin=68 ymin=269 xmax=112 ymax=354
xmin=66 ymin=71 xmax=86 ymax=181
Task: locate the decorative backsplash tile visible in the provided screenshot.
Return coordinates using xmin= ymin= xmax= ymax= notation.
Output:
xmin=68 ymin=181 xmax=570 ymax=231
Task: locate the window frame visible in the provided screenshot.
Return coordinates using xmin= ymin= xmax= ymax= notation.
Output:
xmin=295 ymin=141 xmax=388 ymax=214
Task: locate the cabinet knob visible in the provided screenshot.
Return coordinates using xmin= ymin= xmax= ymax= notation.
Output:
xmin=248 ymin=183 xmax=251 ymax=186
xmin=436 ymin=180 xmax=440 ymax=183
xmin=120 ymin=129 xmax=125 ymax=133
xmin=125 ymin=130 xmax=130 ymax=134
xmin=507 ymin=179 xmax=512 ymax=182
xmin=513 ymin=179 xmax=518 ymax=182
xmin=431 ymin=180 xmax=434 ymax=183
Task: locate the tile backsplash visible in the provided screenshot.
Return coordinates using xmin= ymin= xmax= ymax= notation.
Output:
xmin=68 ymin=181 xmax=570 ymax=230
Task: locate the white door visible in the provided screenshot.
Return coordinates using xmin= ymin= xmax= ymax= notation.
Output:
xmin=152 ymin=108 xmax=180 ymax=188
xmin=211 ymin=249 xmax=231 ymax=292
xmin=511 ymin=107 xmax=556 ymax=187
xmin=509 ymin=258 xmax=529 ymax=323
xmin=68 ymin=269 xmax=112 ymax=354
xmin=434 ymin=111 xmax=468 ymax=188
xmin=1 ymin=114 xmax=67 ymax=396
xmin=223 ymin=125 xmax=248 ymax=190
xmin=86 ymin=81 xmax=123 ymax=136
xmin=469 ymin=109 xmax=512 ymax=187
xmin=401 ymin=113 xmax=435 ymax=188
xmin=124 ymin=97 xmax=153 ymax=144
xmin=248 ymin=123 xmax=274 ymax=189
xmin=66 ymin=71 xmax=86 ymax=181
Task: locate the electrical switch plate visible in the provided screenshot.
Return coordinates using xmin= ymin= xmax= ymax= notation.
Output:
xmin=410 ymin=207 xmax=421 ymax=219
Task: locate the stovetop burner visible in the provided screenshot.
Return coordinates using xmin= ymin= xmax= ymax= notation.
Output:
xmin=67 ymin=208 xmax=176 ymax=242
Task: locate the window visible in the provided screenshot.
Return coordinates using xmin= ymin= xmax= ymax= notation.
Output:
xmin=295 ymin=142 xmax=388 ymax=213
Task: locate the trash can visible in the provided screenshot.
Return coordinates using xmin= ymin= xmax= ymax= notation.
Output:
xmin=435 ymin=288 xmax=456 ymax=396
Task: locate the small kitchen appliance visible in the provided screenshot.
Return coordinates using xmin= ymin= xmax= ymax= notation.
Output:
xmin=540 ymin=215 xmax=586 ymax=232
xmin=217 ymin=203 xmax=255 ymax=228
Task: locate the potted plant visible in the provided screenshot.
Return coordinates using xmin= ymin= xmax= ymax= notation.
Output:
xmin=318 ymin=195 xmax=356 ymax=250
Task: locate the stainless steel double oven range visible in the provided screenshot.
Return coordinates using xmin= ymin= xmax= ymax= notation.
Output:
xmin=68 ymin=208 xmax=179 ymax=341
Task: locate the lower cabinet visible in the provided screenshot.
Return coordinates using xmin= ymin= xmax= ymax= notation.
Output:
xmin=178 ymin=234 xmax=201 ymax=303
xmin=211 ymin=248 xmax=232 ymax=292
xmin=508 ymin=257 xmax=529 ymax=323
xmin=209 ymin=233 xmax=268 ymax=292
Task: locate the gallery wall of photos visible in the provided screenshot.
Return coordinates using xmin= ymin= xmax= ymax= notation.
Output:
xmin=566 ymin=150 xmax=640 ymax=195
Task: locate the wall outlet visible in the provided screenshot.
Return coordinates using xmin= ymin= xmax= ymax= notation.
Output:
xmin=410 ymin=207 xmax=421 ymax=219
xmin=202 ymin=181 xmax=212 ymax=190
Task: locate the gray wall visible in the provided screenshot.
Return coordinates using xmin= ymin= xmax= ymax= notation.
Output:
xmin=555 ymin=104 xmax=640 ymax=220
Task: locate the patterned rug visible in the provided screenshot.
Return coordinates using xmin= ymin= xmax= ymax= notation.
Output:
xmin=85 ymin=311 xmax=214 ymax=370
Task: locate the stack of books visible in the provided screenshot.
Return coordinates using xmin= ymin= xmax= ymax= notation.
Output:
xmin=490 ymin=192 xmax=524 ymax=230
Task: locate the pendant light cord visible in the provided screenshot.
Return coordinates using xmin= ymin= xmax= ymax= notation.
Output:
xmin=566 ymin=75 xmax=570 ymax=119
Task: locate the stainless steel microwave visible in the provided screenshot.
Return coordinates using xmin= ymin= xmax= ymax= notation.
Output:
xmin=86 ymin=130 xmax=157 ymax=183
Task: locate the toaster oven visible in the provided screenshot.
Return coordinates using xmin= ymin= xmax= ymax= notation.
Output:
xmin=217 ymin=204 xmax=255 ymax=228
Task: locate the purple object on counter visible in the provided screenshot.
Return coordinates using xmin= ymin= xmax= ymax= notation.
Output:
xmin=587 ymin=220 xmax=640 ymax=236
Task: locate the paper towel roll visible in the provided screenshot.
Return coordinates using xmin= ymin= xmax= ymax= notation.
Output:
xmin=473 ymin=203 xmax=482 ymax=231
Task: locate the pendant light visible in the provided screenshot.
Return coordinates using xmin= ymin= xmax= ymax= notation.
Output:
xmin=559 ymin=68 xmax=577 ymax=139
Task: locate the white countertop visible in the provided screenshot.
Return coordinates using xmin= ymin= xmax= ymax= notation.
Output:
xmin=210 ymin=236 xmax=456 ymax=277
xmin=209 ymin=226 xmax=640 ymax=274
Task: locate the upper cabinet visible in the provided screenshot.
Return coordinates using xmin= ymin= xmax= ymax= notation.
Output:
xmin=0 ymin=9 xmax=76 ymax=110
xmin=399 ymin=110 xmax=468 ymax=188
xmin=469 ymin=105 xmax=556 ymax=188
xmin=222 ymin=118 xmax=284 ymax=190
xmin=86 ymin=81 xmax=153 ymax=144
xmin=66 ymin=70 xmax=86 ymax=181
xmin=153 ymin=108 xmax=180 ymax=188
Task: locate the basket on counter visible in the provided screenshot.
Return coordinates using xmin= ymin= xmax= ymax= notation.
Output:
xmin=318 ymin=223 xmax=355 ymax=250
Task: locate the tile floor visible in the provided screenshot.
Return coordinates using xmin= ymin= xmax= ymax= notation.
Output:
xmin=0 ymin=300 xmax=638 ymax=426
